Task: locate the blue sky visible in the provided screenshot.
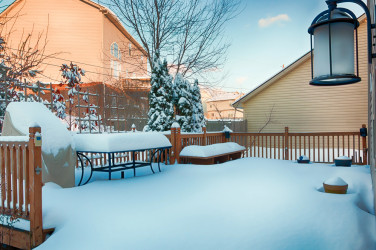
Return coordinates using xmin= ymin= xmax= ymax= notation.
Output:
xmin=220 ymin=0 xmax=365 ymax=92
xmin=0 ymin=0 xmax=366 ymax=92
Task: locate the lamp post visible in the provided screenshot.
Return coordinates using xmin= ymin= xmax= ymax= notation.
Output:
xmin=308 ymin=0 xmax=376 ymax=85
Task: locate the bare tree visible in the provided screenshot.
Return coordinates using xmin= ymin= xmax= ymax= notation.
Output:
xmin=108 ymin=0 xmax=240 ymax=80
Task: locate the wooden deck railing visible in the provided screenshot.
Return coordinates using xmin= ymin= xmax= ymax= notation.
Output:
xmin=0 ymin=127 xmax=44 ymax=249
xmin=76 ymin=124 xmax=368 ymax=170
xmin=168 ymin=125 xmax=368 ymax=165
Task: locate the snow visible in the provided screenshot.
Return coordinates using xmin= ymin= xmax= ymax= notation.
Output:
xmin=335 ymin=156 xmax=352 ymax=160
xmin=180 ymin=142 xmax=245 ymax=157
xmin=0 ymin=136 xmax=29 ymax=142
xmin=222 ymin=125 xmax=233 ymax=132
xmin=37 ymin=158 xmax=376 ymax=250
xmin=73 ymin=132 xmax=172 ymax=152
xmin=5 ymin=102 xmax=73 ymax=156
xmin=324 ymin=177 xmax=348 ymax=186
xmin=171 ymin=122 xmax=180 ymax=128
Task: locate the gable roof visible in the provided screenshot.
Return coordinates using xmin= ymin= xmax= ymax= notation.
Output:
xmin=233 ymin=14 xmax=366 ymax=109
xmin=0 ymin=0 xmax=147 ymax=56
xmin=232 ymin=51 xmax=310 ymax=108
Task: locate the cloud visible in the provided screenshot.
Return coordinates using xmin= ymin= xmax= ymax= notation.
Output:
xmin=258 ymin=14 xmax=290 ymax=28
xmin=236 ymin=77 xmax=248 ymax=85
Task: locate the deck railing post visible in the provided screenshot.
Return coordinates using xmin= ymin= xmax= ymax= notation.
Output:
xmin=284 ymin=127 xmax=289 ymax=160
xmin=28 ymin=127 xmax=43 ymax=247
xmin=202 ymin=127 xmax=207 ymax=146
xmin=176 ymin=127 xmax=181 ymax=163
xmin=170 ymin=127 xmax=176 ymax=164
xmin=362 ymin=124 xmax=368 ymax=165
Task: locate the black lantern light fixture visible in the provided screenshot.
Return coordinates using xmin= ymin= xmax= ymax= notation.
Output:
xmin=308 ymin=0 xmax=376 ymax=86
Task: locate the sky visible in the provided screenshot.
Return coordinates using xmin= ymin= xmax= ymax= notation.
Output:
xmin=219 ymin=0 xmax=365 ymax=93
xmin=0 ymin=0 xmax=367 ymax=93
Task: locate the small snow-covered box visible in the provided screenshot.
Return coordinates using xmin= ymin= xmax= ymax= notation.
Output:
xmin=334 ymin=156 xmax=352 ymax=167
xmin=2 ymin=102 xmax=76 ymax=188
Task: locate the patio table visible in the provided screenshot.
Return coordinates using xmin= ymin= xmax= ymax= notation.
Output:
xmin=73 ymin=132 xmax=172 ymax=186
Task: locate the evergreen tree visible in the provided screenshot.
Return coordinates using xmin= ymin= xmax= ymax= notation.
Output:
xmin=146 ymin=51 xmax=174 ymax=131
xmin=191 ymin=79 xmax=206 ymax=132
xmin=173 ymin=73 xmax=193 ymax=132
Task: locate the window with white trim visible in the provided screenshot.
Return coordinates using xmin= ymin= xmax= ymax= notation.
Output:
xmin=111 ymin=42 xmax=121 ymax=59
xmin=111 ymin=60 xmax=121 ymax=79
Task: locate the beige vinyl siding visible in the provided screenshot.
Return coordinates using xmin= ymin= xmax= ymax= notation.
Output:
xmin=242 ymin=19 xmax=368 ymax=133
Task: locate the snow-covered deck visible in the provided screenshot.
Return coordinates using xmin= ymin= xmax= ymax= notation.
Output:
xmin=38 ymin=158 xmax=375 ymax=249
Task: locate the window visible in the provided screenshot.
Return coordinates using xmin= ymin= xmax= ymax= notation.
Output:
xmin=141 ymin=55 xmax=143 ymax=62
xmin=111 ymin=60 xmax=121 ymax=79
xmin=129 ymin=43 xmax=132 ymax=56
xmin=111 ymin=42 xmax=121 ymax=59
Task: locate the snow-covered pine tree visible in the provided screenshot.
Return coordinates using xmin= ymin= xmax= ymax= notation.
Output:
xmin=146 ymin=51 xmax=174 ymax=131
xmin=173 ymin=73 xmax=193 ymax=132
xmin=191 ymin=79 xmax=206 ymax=132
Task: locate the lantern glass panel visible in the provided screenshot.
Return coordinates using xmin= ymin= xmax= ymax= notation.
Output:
xmin=331 ymin=22 xmax=354 ymax=75
xmin=313 ymin=24 xmax=330 ymax=78
xmin=313 ymin=21 xmax=355 ymax=79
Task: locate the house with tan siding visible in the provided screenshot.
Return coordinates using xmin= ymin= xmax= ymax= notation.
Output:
xmin=233 ymin=15 xmax=368 ymax=133
xmin=206 ymin=92 xmax=244 ymax=120
xmin=0 ymin=0 xmax=148 ymax=85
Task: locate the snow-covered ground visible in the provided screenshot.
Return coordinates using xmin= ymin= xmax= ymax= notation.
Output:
xmin=38 ymin=158 xmax=376 ymax=250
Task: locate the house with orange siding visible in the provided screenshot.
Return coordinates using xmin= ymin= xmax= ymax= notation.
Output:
xmin=0 ymin=0 xmax=149 ymax=85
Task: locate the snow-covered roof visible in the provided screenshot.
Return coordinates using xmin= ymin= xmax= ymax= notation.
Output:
xmin=207 ymin=92 xmax=244 ymax=102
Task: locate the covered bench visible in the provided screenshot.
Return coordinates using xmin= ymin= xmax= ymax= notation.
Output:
xmin=179 ymin=142 xmax=245 ymax=165
xmin=74 ymin=132 xmax=172 ymax=185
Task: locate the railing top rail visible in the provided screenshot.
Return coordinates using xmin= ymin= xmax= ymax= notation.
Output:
xmin=0 ymin=136 xmax=29 ymax=145
xmin=288 ymin=132 xmax=361 ymax=136
xmin=232 ymin=132 xmax=285 ymax=136
xmin=230 ymin=131 xmax=361 ymax=136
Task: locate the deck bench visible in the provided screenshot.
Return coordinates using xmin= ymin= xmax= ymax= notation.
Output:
xmin=179 ymin=142 xmax=245 ymax=165
xmin=74 ymin=132 xmax=172 ymax=185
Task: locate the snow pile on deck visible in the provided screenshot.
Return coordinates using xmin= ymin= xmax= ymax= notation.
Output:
xmin=2 ymin=102 xmax=75 ymax=188
xmin=180 ymin=142 xmax=245 ymax=157
xmin=38 ymin=158 xmax=375 ymax=249
xmin=3 ymin=102 xmax=72 ymax=156
xmin=73 ymin=132 xmax=171 ymax=152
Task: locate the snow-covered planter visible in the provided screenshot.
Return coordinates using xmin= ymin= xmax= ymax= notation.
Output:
xmin=179 ymin=142 xmax=245 ymax=165
xmin=297 ymin=155 xmax=310 ymax=164
xmin=323 ymin=177 xmax=348 ymax=194
xmin=334 ymin=156 xmax=352 ymax=167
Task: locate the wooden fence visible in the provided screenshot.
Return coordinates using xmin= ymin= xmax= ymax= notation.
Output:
xmin=169 ymin=125 xmax=368 ymax=165
xmin=0 ymin=127 xmax=48 ymax=249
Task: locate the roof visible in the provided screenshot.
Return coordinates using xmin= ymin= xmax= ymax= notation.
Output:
xmin=232 ymin=52 xmax=311 ymax=108
xmin=207 ymin=92 xmax=244 ymax=102
xmin=0 ymin=0 xmax=147 ymax=56
xmin=232 ymin=14 xmax=367 ymax=108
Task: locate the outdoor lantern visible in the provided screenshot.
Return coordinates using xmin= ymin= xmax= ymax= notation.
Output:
xmin=308 ymin=4 xmax=360 ymax=85
xmin=360 ymin=127 xmax=367 ymax=137
xmin=224 ymin=131 xmax=230 ymax=139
